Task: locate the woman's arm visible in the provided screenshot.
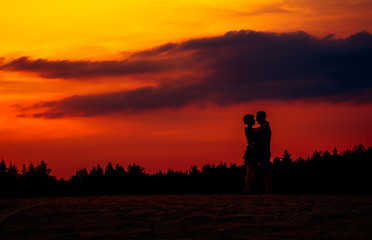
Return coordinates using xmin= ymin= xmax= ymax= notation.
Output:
xmin=252 ymin=122 xmax=268 ymax=133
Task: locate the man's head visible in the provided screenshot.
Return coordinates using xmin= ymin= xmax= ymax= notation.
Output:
xmin=256 ymin=111 xmax=266 ymax=125
xmin=243 ymin=114 xmax=255 ymax=125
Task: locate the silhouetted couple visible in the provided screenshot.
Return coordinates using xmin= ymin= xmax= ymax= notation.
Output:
xmin=243 ymin=111 xmax=272 ymax=194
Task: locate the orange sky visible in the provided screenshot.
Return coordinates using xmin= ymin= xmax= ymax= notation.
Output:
xmin=0 ymin=0 xmax=371 ymax=178
xmin=2 ymin=0 xmax=372 ymax=60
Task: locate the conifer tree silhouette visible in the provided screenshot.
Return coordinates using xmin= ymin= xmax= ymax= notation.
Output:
xmin=0 ymin=144 xmax=371 ymax=196
xmin=0 ymin=159 xmax=7 ymax=176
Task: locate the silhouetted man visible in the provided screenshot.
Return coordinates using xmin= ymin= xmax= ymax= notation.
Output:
xmin=255 ymin=111 xmax=272 ymax=193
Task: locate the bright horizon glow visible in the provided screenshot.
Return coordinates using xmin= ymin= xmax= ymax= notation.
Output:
xmin=1 ymin=101 xmax=371 ymax=178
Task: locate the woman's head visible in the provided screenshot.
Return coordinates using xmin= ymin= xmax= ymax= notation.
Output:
xmin=243 ymin=114 xmax=255 ymax=125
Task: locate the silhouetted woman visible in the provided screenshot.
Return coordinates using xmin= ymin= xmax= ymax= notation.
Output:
xmin=242 ymin=114 xmax=267 ymax=194
xmin=242 ymin=114 xmax=258 ymax=193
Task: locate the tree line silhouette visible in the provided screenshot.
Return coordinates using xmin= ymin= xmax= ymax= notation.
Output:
xmin=0 ymin=144 xmax=371 ymax=197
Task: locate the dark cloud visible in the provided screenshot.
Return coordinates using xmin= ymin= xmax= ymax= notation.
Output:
xmin=6 ymin=30 xmax=372 ymax=118
xmin=19 ymin=82 xmax=207 ymax=118
xmin=0 ymin=56 xmax=177 ymax=79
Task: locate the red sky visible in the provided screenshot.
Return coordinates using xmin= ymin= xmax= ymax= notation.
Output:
xmin=0 ymin=0 xmax=371 ymax=178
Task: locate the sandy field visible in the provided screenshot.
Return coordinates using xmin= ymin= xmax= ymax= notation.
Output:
xmin=0 ymin=195 xmax=371 ymax=239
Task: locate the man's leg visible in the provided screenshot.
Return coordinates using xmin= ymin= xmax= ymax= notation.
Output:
xmin=259 ymin=156 xmax=272 ymax=194
xmin=264 ymin=172 xmax=272 ymax=194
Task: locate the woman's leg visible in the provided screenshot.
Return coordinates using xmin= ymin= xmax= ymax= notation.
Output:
xmin=244 ymin=165 xmax=255 ymax=193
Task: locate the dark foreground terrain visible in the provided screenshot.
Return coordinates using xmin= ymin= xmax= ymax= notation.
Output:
xmin=0 ymin=195 xmax=371 ymax=239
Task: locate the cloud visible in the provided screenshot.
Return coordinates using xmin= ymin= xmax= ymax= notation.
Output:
xmin=0 ymin=56 xmax=178 ymax=79
xmin=6 ymin=30 xmax=372 ymax=118
xmin=235 ymin=3 xmax=293 ymax=17
xmin=21 ymin=83 xmax=205 ymax=118
xmin=131 ymin=43 xmax=178 ymax=58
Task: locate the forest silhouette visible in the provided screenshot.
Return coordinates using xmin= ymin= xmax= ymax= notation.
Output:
xmin=0 ymin=144 xmax=371 ymax=197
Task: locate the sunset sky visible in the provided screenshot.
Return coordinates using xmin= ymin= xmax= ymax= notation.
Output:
xmin=1 ymin=0 xmax=371 ymax=178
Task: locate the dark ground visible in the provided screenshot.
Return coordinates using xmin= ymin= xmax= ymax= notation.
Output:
xmin=0 ymin=195 xmax=371 ymax=239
